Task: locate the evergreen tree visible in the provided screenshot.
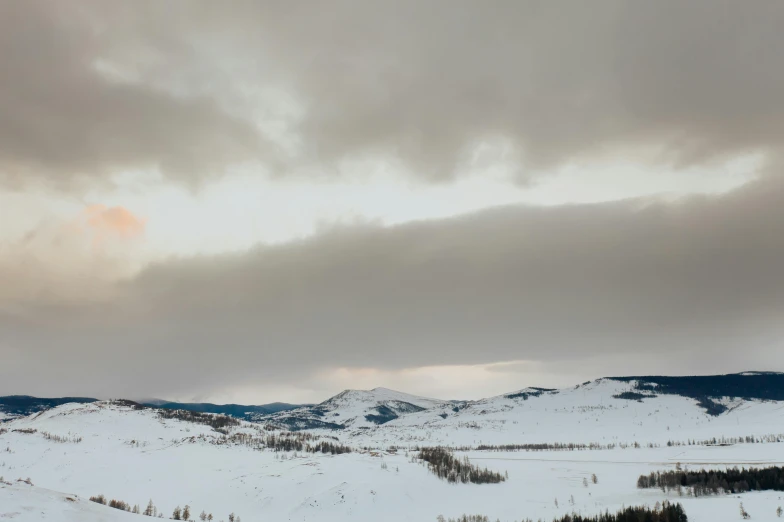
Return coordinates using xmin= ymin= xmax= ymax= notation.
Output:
xmin=740 ymin=502 xmax=750 ymax=519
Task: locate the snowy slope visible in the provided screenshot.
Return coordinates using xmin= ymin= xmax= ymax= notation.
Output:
xmin=0 ymin=482 xmax=136 ymax=522
xmin=261 ymin=377 xmax=784 ymax=448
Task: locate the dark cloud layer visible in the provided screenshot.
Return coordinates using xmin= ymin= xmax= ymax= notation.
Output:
xmin=3 ymin=175 xmax=784 ymax=398
xmin=0 ymin=1 xmax=265 ymax=188
xmin=2 ymin=1 xmax=784 ymax=186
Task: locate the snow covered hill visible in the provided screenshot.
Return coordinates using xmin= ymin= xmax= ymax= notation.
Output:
xmin=259 ymin=386 xmax=456 ymax=430
xmin=0 ymin=396 xmax=97 ymax=422
xmin=0 ymin=481 xmax=136 ymax=522
xmin=258 ymin=374 xmax=784 ymax=448
xmin=0 ymin=395 xmax=302 ymax=423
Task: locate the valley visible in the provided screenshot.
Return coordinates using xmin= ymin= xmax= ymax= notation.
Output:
xmin=2 ymin=373 xmax=784 ymax=521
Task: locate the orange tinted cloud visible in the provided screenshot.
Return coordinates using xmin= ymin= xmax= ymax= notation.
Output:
xmin=0 ymin=205 xmax=146 ymax=307
xmin=83 ymin=204 xmax=146 ymax=239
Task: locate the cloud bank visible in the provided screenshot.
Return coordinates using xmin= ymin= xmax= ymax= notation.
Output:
xmin=3 ymin=173 xmax=783 ymax=399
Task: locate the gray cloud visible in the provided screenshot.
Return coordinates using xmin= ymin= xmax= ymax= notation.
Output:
xmin=2 ymin=1 xmax=784 ymax=187
xmin=0 ymin=1 xmax=266 ymax=188
xmin=3 ymin=174 xmax=784 ymax=399
xmin=255 ymin=0 xmax=784 ymax=174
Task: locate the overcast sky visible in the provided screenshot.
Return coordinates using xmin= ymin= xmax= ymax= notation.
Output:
xmin=2 ymin=0 xmax=784 ymax=404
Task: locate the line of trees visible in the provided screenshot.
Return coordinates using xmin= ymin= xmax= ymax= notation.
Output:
xmin=41 ymin=431 xmax=83 ymax=443
xmin=89 ymin=495 xmax=137 ymax=512
xmin=2 ymin=428 xmax=81 ymax=443
xmin=664 ymin=433 xmax=784 ymax=447
xmin=637 ymin=466 xmax=784 ymax=496
xmin=418 ymin=447 xmax=506 ymax=484
xmin=176 ymin=430 xmax=351 ymax=455
xmin=445 ymin=432 xmax=784 ymax=453
xmin=89 ymin=495 xmax=242 ymax=521
xmin=307 ymin=440 xmax=352 ymax=454
xmin=474 ymin=442 xmax=620 ymax=452
xmin=437 ymin=501 xmax=687 ymax=522
xmin=157 ymin=409 xmax=240 ymax=431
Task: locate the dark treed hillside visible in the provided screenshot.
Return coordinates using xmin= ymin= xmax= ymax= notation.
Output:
xmin=0 ymin=395 xmax=302 ymax=422
xmin=609 ymin=372 xmax=784 ymax=415
xmin=0 ymin=396 xmax=97 ymax=417
xmin=145 ymin=401 xmax=302 ymax=419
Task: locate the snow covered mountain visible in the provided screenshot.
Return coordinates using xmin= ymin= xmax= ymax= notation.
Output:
xmin=257 ymin=386 xmax=457 ymax=430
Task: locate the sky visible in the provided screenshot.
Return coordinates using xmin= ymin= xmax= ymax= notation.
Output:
xmin=2 ymin=0 xmax=784 ymax=404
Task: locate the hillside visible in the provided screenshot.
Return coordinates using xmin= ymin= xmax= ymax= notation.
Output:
xmin=0 ymin=396 xmax=98 ymax=419
xmin=260 ymin=386 xmax=456 ymax=430
xmin=0 ymin=481 xmax=137 ymax=522
xmin=260 ymin=373 xmax=784 ymax=448
xmin=0 ymin=395 xmax=301 ymax=423
xmin=2 ymin=389 xmax=784 ymax=522
xmin=143 ymin=400 xmax=301 ymax=419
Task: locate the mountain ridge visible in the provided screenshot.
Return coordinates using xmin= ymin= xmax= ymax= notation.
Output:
xmin=256 ymin=372 xmax=784 ymax=445
xmin=0 ymin=395 xmax=302 ymax=422
xmin=4 ymin=371 xmax=783 ymax=426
